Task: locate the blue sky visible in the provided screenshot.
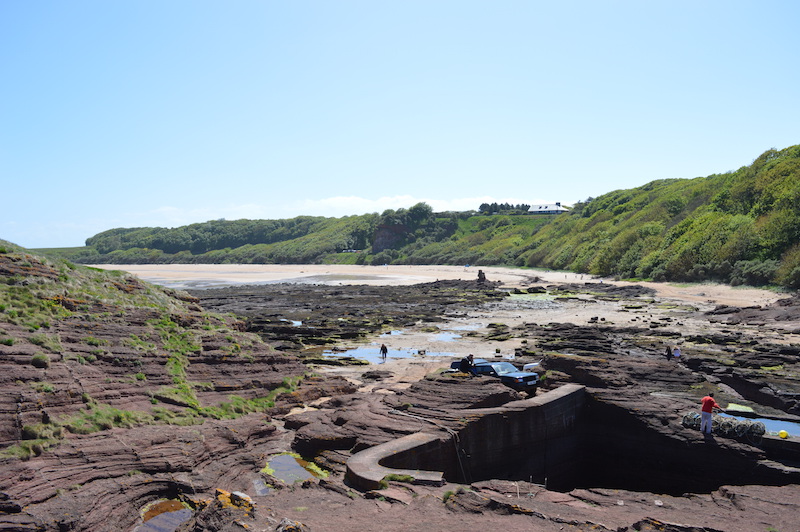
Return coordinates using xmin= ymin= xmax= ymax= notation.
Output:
xmin=2 ymin=1 xmax=798 ymax=248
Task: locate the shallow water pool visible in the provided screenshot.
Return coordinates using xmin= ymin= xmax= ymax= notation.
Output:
xmin=133 ymin=500 xmax=192 ymax=532
xmin=320 ymin=345 xmax=455 ymax=364
xmin=267 ymin=454 xmax=322 ymax=483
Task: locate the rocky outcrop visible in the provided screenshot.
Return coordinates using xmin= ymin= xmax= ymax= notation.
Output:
xmin=0 ymin=251 xmax=359 ymax=530
xmin=192 ymin=280 xmax=505 ymax=348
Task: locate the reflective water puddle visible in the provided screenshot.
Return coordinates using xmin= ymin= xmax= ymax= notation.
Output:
xmin=134 ymin=500 xmax=192 ymax=532
xmin=450 ymin=323 xmax=483 ymax=331
xmin=265 ymin=454 xmax=325 ymax=483
xmin=430 ymin=331 xmax=462 ymax=342
xmin=252 ymin=477 xmax=271 ymax=496
xmin=320 ymin=345 xmax=454 ymax=364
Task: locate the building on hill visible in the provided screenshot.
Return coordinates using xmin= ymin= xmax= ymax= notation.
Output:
xmin=527 ymin=202 xmax=569 ymax=215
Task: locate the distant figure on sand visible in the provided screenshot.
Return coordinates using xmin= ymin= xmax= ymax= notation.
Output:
xmin=665 ymin=346 xmax=673 ymax=361
xmin=379 ymin=344 xmax=388 ymax=359
xmin=673 ymin=346 xmax=682 ymax=360
xmin=477 ymin=270 xmax=486 ymax=284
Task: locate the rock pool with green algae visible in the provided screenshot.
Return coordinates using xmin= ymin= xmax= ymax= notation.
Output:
xmin=262 ymin=453 xmax=328 ymax=484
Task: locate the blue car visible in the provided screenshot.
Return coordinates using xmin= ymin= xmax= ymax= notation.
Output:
xmin=472 ymin=361 xmax=539 ymax=392
xmin=449 ymin=359 xmax=539 ymax=392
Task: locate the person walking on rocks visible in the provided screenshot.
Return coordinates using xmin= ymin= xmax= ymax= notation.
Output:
xmin=379 ymin=343 xmax=388 ymax=359
xmin=672 ymin=346 xmax=682 ymax=360
xmin=700 ymin=392 xmax=725 ymax=436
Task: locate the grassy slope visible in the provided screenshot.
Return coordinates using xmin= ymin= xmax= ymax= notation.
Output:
xmin=0 ymin=241 xmax=302 ymax=458
xmin=523 ymin=145 xmax=800 ymax=286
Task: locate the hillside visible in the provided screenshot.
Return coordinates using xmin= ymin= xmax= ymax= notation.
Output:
xmin=0 ymin=242 xmax=362 ymax=528
xmin=34 ymin=144 xmax=800 ymax=289
xmin=0 ymin=241 xmax=317 ymax=454
xmin=521 ymin=145 xmax=800 ymax=288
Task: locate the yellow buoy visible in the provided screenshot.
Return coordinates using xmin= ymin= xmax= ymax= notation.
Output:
xmin=778 ymin=430 xmax=789 ymax=439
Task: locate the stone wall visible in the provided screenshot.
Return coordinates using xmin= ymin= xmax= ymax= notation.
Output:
xmin=355 ymin=384 xmax=586 ymax=490
xmin=452 ymin=383 xmax=585 ymax=489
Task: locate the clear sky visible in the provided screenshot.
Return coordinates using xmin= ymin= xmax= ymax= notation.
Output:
xmin=2 ymin=1 xmax=798 ymax=249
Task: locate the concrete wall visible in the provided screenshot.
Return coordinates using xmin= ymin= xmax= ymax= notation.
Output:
xmin=453 ymin=383 xmax=585 ymax=489
xmin=363 ymin=384 xmax=586 ymax=490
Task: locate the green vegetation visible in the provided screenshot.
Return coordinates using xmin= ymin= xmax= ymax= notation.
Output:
xmin=30 ymin=353 xmax=50 ymax=368
xmin=0 ymin=243 xmax=310 ymax=459
xmin=520 ymin=146 xmax=800 ymax=288
xmin=37 ymin=145 xmax=800 ymax=289
xmin=197 ymin=375 xmax=304 ymax=419
xmin=125 ymin=334 xmax=156 ymax=352
xmin=383 ymin=473 xmax=416 ymax=483
xmin=31 ymin=381 xmax=55 ymax=393
xmin=2 ymin=372 xmax=305 ymax=458
xmin=83 ymin=336 xmax=105 ymax=347
xmin=30 ymin=332 xmax=62 ymax=353
xmin=62 ymin=402 xmax=153 ymax=434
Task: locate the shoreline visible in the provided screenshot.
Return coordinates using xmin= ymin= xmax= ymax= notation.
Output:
xmin=91 ymin=263 xmax=784 ymax=308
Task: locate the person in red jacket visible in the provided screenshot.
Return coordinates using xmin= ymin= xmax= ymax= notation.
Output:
xmin=700 ymin=392 xmax=725 ymax=435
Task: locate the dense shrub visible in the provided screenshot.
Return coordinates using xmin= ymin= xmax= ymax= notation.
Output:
xmin=730 ymin=260 xmax=779 ymax=286
xmin=31 ymin=353 xmax=50 ymax=369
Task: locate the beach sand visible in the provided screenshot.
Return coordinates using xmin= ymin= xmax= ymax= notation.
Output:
xmin=92 ymin=263 xmax=782 ymax=308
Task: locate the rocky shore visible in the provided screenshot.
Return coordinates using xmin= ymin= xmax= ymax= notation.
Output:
xmin=185 ymin=275 xmax=800 ymax=531
xmin=2 ymin=258 xmax=800 ymax=531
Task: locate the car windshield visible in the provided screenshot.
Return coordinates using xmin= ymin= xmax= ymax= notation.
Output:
xmin=490 ymin=362 xmax=519 ymax=376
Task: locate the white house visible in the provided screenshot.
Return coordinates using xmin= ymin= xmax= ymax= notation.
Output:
xmin=527 ymin=202 xmax=569 ymax=215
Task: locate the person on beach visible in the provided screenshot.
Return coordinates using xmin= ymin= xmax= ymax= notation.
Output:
xmin=700 ymin=392 xmax=725 ymax=435
xmin=665 ymin=346 xmax=673 ymax=361
xmin=379 ymin=344 xmax=388 ymax=359
xmin=459 ymin=354 xmax=476 ymax=376
xmin=673 ymin=346 xmax=682 ymax=360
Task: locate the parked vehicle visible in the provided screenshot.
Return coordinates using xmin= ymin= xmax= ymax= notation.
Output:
xmin=448 ymin=359 xmax=539 ymax=392
xmin=472 ymin=361 xmax=539 ymax=392
xmin=449 ymin=358 xmax=488 ymax=371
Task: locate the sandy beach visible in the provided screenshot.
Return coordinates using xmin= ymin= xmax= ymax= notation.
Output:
xmin=92 ymin=263 xmax=783 ymax=308
xmin=92 ymin=263 xmax=789 ymax=389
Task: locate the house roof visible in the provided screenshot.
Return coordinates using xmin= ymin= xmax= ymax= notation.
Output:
xmin=528 ymin=203 xmax=569 ymax=212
